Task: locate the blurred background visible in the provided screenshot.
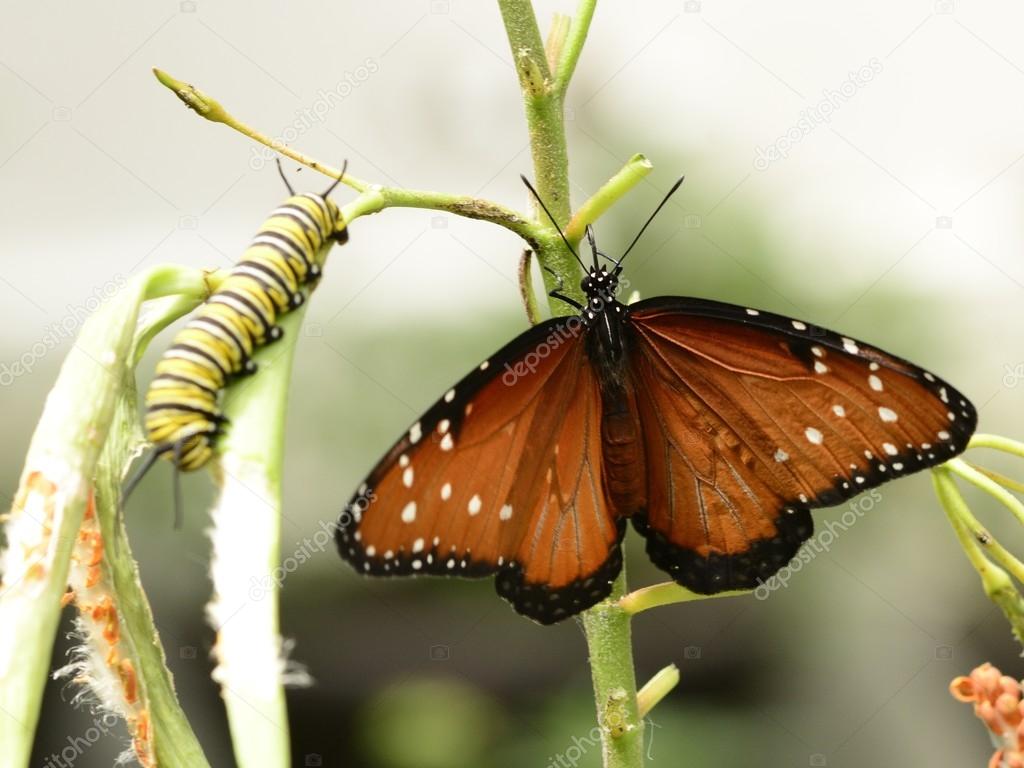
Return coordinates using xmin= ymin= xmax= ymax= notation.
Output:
xmin=2 ymin=0 xmax=1023 ymax=765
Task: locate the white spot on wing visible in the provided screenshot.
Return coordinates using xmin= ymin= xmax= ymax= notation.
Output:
xmin=444 ymin=388 xmax=456 ymax=403
xmin=409 ymin=422 xmax=422 ymax=444
xmin=440 ymin=483 xmax=452 ymax=500
xmin=401 ymin=501 xmax=417 ymax=523
xmin=774 ymin=448 xmax=789 ymax=462
xmin=412 ymin=538 xmax=424 ymax=553
xmin=440 ymin=433 xmax=454 ymax=451
xmin=869 ymin=374 xmax=883 ymax=391
xmin=468 ymin=494 xmax=482 ymax=515
xmin=402 ymin=467 xmax=414 ymax=487
xmin=938 ymin=430 xmax=951 ymax=440
xmin=832 ymin=404 xmax=846 ymax=417
xmin=437 ymin=419 xmax=450 ymax=434
xmin=746 ymin=308 xmax=760 ymax=316
xmin=878 ymin=407 xmax=898 ymax=422
xmin=842 ymin=338 xmax=859 ymax=355
xmin=792 ymin=320 xmax=807 ymax=330
xmin=814 ymin=361 xmax=828 ymax=374
xmin=883 ymin=442 xmax=898 ymax=456
xmin=499 ymin=504 xmax=513 ymax=520
xmin=805 ymin=427 xmax=823 ymax=445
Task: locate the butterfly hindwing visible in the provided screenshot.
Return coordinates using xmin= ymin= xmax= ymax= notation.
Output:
xmin=625 ymin=296 xmax=976 ymax=593
xmin=336 ymin=316 xmax=626 ymax=624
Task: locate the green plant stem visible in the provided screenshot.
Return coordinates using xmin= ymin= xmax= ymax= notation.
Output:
xmin=618 ymin=581 xmax=749 ymax=615
xmin=554 ymin=0 xmax=599 ymax=95
xmin=969 ymin=433 xmax=1024 ymax=460
xmin=947 ymin=458 xmax=1024 ymax=528
xmin=581 ymin=569 xmax=645 ymax=767
xmin=933 ymin=468 xmax=1024 ymax=646
xmin=544 ymin=14 xmax=571 ymax=73
xmin=496 ymin=5 xmax=650 ymax=767
xmin=497 ymin=0 xmax=581 ymax=313
xmin=207 ymin=305 xmax=303 ymax=768
xmin=566 ymin=154 xmax=653 ymax=242
xmin=934 ymin=466 xmax=1024 ymax=584
xmin=95 ymin=313 xmax=212 ymax=766
xmin=967 ymin=463 xmax=1024 ymax=494
xmin=0 ymin=266 xmax=209 ymax=768
xmin=636 ymin=664 xmax=680 ymax=718
xmin=153 ymin=69 xmax=541 ymax=249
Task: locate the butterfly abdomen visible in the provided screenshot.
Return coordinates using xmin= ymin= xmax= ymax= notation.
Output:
xmin=598 ymin=373 xmax=647 ymax=516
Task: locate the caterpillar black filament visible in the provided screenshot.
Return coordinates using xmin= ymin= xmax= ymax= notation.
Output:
xmin=124 ymin=163 xmax=348 ymax=504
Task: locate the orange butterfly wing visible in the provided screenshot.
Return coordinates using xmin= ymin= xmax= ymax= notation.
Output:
xmin=336 ymin=317 xmax=625 ymax=624
xmin=626 ymin=297 xmax=976 ymax=593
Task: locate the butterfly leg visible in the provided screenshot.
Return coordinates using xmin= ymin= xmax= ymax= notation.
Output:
xmin=542 ymin=265 xmax=585 ymax=311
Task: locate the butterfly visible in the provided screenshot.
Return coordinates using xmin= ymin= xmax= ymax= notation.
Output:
xmin=334 ymin=177 xmax=977 ymax=624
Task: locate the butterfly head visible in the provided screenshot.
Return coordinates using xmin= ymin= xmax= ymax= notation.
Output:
xmin=581 ymin=264 xmax=619 ymax=310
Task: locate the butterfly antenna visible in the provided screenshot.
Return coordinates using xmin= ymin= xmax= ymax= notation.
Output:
xmin=322 ymin=159 xmax=348 ymax=197
xmin=617 ymin=175 xmax=685 ymax=267
xmin=275 ymin=158 xmax=296 ymax=195
xmin=519 ymin=175 xmax=587 ymax=271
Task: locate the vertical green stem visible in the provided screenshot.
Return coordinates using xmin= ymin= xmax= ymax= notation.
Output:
xmin=581 ymin=569 xmax=645 ymax=767
xmin=497 ymin=0 xmax=581 ymax=313
xmin=497 ymin=3 xmax=644 ymax=766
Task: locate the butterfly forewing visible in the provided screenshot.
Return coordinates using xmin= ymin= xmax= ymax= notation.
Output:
xmin=336 ymin=316 xmax=626 ymax=624
xmin=626 ymin=297 xmax=976 ymax=593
